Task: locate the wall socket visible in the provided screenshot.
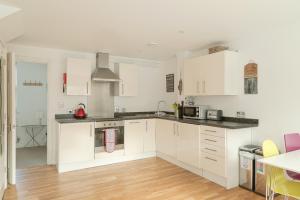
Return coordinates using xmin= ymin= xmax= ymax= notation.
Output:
xmin=237 ymin=111 xmax=245 ymax=118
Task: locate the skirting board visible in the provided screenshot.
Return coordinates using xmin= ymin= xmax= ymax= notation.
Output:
xmin=156 ymin=152 xmax=203 ymax=177
xmin=157 ymin=151 xmax=229 ymax=189
xmin=57 ymin=151 xmax=156 ymax=173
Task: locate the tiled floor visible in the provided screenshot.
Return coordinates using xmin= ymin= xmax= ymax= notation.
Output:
xmin=16 ymin=146 xmax=47 ymax=169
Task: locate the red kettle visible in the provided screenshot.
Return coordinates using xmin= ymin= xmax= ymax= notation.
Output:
xmin=74 ymin=103 xmax=87 ymax=119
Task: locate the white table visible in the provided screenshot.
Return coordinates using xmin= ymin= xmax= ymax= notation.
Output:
xmin=259 ymin=150 xmax=300 ymax=173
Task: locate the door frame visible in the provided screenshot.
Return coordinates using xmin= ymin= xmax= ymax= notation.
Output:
xmin=0 ymin=48 xmax=8 ymax=198
xmin=7 ymin=54 xmax=49 ymax=184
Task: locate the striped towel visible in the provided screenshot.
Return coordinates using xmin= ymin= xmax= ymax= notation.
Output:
xmin=105 ymin=129 xmax=115 ymax=153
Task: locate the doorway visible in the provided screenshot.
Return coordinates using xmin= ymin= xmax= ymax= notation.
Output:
xmin=15 ymin=61 xmax=47 ymax=169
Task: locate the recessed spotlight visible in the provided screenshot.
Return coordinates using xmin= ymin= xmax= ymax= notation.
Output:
xmin=147 ymin=42 xmax=160 ymax=47
xmin=178 ymin=30 xmax=185 ymax=34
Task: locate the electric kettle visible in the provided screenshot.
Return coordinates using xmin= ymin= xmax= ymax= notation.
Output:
xmin=74 ymin=103 xmax=87 ymax=119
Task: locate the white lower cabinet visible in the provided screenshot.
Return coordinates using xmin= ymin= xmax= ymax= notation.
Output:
xmin=56 ymin=118 xmax=252 ymax=190
xmin=58 ymin=122 xmax=94 ymax=164
xmin=155 ymin=122 xmax=252 ymax=189
xmin=156 ymin=120 xmax=200 ymax=168
xmin=124 ymin=120 xmax=145 ymax=155
xmin=177 ymin=122 xmax=200 ymax=168
xmin=199 ymin=125 xmax=252 ymax=189
xmin=155 ymin=119 xmax=177 ymax=158
xmin=143 ymin=119 xmax=156 ymax=152
xmin=124 ymin=119 xmax=156 ymax=156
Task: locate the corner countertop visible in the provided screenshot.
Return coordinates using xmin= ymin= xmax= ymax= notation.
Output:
xmin=55 ymin=112 xmax=258 ymax=129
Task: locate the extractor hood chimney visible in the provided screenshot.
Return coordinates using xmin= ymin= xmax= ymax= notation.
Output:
xmin=92 ymin=52 xmax=120 ymax=82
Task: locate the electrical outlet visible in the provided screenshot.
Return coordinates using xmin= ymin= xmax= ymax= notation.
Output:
xmin=237 ymin=111 xmax=245 ymax=118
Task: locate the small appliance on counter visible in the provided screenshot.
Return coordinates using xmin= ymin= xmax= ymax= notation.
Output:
xmin=183 ymin=105 xmax=209 ymax=120
xmin=206 ymin=109 xmax=223 ymax=121
xmin=74 ymin=103 xmax=87 ymax=119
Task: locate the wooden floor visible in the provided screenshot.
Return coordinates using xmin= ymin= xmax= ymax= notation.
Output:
xmin=4 ymin=157 xmax=267 ymax=200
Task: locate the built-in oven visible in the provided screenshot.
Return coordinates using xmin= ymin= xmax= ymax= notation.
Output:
xmin=183 ymin=105 xmax=209 ymax=120
xmin=94 ymin=120 xmax=124 ymax=153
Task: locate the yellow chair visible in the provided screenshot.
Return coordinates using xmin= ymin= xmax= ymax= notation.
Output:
xmin=262 ymin=140 xmax=300 ymax=200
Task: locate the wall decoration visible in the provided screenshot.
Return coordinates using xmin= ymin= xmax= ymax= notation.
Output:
xmin=166 ymin=74 xmax=174 ymax=92
xmin=244 ymin=63 xmax=258 ymax=94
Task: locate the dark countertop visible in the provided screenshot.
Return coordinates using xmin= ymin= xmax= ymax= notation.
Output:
xmin=55 ymin=113 xmax=258 ymax=129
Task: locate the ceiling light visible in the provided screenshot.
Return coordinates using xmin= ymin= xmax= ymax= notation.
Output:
xmin=0 ymin=4 xmax=21 ymax=20
xmin=147 ymin=42 xmax=159 ymax=47
xmin=178 ymin=30 xmax=185 ymax=34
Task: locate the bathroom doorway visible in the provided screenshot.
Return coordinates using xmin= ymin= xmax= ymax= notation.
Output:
xmin=15 ymin=61 xmax=47 ymax=169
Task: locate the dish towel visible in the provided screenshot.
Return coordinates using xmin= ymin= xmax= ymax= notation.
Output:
xmin=105 ymin=129 xmax=115 ymax=153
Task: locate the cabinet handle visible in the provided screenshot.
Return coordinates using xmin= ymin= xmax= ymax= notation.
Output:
xmin=205 ymin=157 xmax=217 ymax=162
xmin=202 ymin=81 xmax=205 ymax=93
xmin=90 ymin=124 xmax=93 ymax=137
xmin=205 ymin=129 xmax=216 ymax=133
xmin=205 ymin=148 xmax=217 ymax=152
xmin=173 ymin=123 xmax=176 ymax=135
xmin=87 ymin=82 xmax=89 ymax=95
xmin=146 ymin=121 xmax=148 ymax=132
xmin=196 ymin=81 xmax=200 ymax=93
xmin=204 ymin=138 xmax=217 ymax=143
xmin=122 ymin=82 xmax=124 ymax=95
xmin=176 ymin=124 xmax=179 ymax=136
xmin=129 ymin=121 xmax=141 ymax=124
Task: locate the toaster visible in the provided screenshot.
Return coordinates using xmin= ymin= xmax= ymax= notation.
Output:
xmin=206 ymin=109 xmax=223 ymax=121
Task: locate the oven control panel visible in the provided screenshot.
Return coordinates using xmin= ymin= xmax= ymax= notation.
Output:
xmin=95 ymin=120 xmax=124 ymax=128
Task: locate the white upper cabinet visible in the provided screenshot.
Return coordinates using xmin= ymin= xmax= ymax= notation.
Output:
xmin=66 ymin=58 xmax=91 ymax=96
xmin=114 ymin=63 xmax=138 ymax=96
xmin=183 ymin=51 xmax=241 ymax=96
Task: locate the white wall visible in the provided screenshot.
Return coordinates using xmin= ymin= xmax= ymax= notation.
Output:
xmin=159 ymin=58 xmax=178 ymax=112
xmin=162 ymin=22 xmax=300 ymax=151
xmin=16 ymin=61 xmax=47 ymax=148
xmin=8 ymin=44 xmax=163 ymax=163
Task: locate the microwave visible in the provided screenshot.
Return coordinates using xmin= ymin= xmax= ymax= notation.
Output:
xmin=183 ymin=105 xmax=209 ymax=120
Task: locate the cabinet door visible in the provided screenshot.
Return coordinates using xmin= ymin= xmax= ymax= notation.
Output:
xmin=177 ymin=123 xmax=200 ymax=168
xmin=183 ymin=58 xmax=199 ymax=96
xmin=143 ymin=119 xmax=156 ymax=152
xmin=183 ymin=57 xmax=205 ymax=96
xmin=155 ymin=119 xmax=177 ymax=158
xmin=117 ymin=63 xmax=138 ymax=96
xmin=124 ymin=120 xmax=145 ymax=155
xmin=59 ymin=122 xmax=94 ymax=164
xmin=66 ymin=58 xmax=91 ymax=96
xmin=201 ymin=52 xmax=225 ymax=95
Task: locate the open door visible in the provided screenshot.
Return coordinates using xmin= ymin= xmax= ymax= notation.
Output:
xmin=0 ymin=49 xmax=8 ymax=199
xmin=7 ymin=52 xmax=16 ymax=185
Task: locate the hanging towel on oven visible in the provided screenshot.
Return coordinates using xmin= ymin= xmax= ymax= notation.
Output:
xmin=105 ymin=129 xmax=115 ymax=153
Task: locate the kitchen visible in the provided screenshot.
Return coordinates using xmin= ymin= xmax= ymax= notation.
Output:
xmin=1 ymin=1 xmax=300 ymax=200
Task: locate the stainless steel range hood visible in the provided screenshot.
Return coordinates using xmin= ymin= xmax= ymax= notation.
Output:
xmin=92 ymin=52 xmax=120 ymax=82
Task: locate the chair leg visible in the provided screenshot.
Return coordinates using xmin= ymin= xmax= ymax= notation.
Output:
xmin=266 ymin=186 xmax=269 ymax=200
xmin=270 ymin=191 xmax=275 ymax=200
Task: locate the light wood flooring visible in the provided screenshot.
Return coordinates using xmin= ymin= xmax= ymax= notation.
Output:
xmin=3 ymin=157 xmax=272 ymax=200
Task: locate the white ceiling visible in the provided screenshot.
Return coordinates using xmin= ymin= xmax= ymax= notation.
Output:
xmin=8 ymin=0 xmax=300 ymax=60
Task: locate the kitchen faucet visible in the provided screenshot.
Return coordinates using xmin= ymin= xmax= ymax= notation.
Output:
xmin=156 ymin=100 xmax=166 ymax=116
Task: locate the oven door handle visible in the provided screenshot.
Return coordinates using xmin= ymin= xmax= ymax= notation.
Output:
xmin=99 ymin=128 xmax=120 ymax=132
